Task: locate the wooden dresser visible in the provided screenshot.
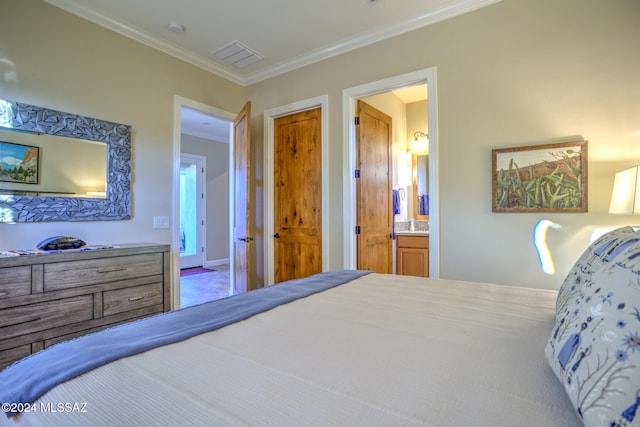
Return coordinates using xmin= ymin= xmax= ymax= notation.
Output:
xmin=0 ymin=243 xmax=170 ymax=370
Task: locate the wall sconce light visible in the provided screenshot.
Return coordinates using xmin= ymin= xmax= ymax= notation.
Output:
xmin=413 ymin=131 xmax=428 ymax=141
xmin=609 ymin=166 xmax=640 ymax=214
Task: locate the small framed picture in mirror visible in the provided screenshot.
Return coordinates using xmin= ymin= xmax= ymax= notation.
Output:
xmin=0 ymin=141 xmax=39 ymax=184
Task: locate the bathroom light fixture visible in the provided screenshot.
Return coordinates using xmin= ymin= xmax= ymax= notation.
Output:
xmin=609 ymin=166 xmax=640 ymax=214
xmin=413 ymin=131 xmax=428 ymax=141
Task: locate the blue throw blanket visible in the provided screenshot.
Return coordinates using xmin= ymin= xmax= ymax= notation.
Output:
xmin=1 ymin=269 xmax=371 ymax=416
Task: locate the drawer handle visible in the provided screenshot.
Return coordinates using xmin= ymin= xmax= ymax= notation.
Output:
xmin=129 ymin=295 xmax=145 ymax=302
xmin=97 ymin=266 xmax=128 ymax=273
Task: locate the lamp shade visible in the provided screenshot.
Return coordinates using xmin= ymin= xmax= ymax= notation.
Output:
xmin=609 ymin=166 xmax=640 ymax=214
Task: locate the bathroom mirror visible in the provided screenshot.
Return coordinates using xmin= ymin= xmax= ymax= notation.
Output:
xmin=0 ymin=99 xmax=131 ymax=222
xmin=412 ymin=151 xmax=429 ymax=220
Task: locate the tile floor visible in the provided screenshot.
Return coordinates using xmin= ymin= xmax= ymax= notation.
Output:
xmin=180 ymin=264 xmax=232 ymax=308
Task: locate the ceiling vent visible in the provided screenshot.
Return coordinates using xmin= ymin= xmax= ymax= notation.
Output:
xmin=212 ymin=41 xmax=264 ymax=68
xmin=364 ymin=0 xmax=380 ymax=4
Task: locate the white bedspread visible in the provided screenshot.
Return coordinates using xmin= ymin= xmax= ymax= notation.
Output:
xmin=1 ymin=274 xmax=581 ymax=426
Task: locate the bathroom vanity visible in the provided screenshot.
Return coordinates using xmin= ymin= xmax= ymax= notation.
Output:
xmin=396 ymin=232 xmax=429 ymax=277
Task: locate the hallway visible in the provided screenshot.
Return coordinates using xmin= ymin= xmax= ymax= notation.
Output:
xmin=180 ymin=264 xmax=231 ymax=308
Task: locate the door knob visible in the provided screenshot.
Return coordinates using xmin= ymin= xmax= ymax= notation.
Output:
xmin=238 ymin=236 xmax=254 ymax=242
xmin=273 ymin=233 xmax=280 ymax=238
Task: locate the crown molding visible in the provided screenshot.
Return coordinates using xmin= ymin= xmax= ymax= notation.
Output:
xmin=243 ymin=0 xmax=502 ymax=85
xmin=44 ymin=0 xmax=501 ymax=87
xmin=43 ymin=0 xmax=246 ymax=85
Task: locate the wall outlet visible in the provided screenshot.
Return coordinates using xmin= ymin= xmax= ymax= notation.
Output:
xmin=153 ymin=216 xmax=170 ymax=229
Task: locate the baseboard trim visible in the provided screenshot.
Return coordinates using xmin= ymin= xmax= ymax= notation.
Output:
xmin=204 ymin=258 xmax=230 ymax=269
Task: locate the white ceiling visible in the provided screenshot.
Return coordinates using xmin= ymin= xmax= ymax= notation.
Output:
xmin=181 ymin=107 xmax=232 ymax=143
xmin=44 ymin=0 xmax=501 ymax=86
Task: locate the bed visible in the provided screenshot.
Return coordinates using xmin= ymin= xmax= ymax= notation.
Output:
xmin=2 ymin=227 xmax=640 ymax=426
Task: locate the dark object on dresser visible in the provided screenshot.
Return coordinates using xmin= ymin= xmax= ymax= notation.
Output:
xmin=36 ymin=236 xmax=87 ymax=251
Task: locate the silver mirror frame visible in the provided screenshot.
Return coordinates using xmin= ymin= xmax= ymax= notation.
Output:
xmin=0 ymin=100 xmax=131 ymax=222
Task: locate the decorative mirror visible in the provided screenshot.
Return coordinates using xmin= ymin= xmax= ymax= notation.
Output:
xmin=412 ymin=151 xmax=429 ymax=220
xmin=0 ymin=99 xmax=131 ymax=222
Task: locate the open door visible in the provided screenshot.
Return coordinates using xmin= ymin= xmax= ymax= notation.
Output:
xmin=232 ymin=102 xmax=252 ymax=294
xmin=356 ymin=100 xmax=393 ymax=273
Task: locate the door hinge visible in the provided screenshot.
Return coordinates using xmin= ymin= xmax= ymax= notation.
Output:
xmin=355 ymin=225 xmax=361 ymax=235
xmin=355 ymin=169 xmax=360 ymax=178
xmin=354 ymin=116 xmax=360 ymax=125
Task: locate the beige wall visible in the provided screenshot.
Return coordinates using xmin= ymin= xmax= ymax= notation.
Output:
xmin=2 ymin=0 xmax=639 ymax=292
xmin=0 ymin=1 xmax=244 ymax=257
xmin=246 ymin=0 xmax=640 ymax=289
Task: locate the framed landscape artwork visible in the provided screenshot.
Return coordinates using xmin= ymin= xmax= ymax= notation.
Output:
xmin=0 ymin=141 xmax=40 ymax=184
xmin=492 ymin=140 xmax=587 ymax=212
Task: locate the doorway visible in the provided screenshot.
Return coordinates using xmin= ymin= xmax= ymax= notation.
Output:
xmin=179 ymin=153 xmax=205 ymax=269
xmin=343 ymin=67 xmax=439 ymax=277
xmin=172 ymin=96 xmax=236 ymax=309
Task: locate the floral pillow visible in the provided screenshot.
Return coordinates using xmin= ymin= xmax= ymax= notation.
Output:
xmin=556 ymin=226 xmax=635 ymax=321
xmin=546 ymin=233 xmax=640 ymax=426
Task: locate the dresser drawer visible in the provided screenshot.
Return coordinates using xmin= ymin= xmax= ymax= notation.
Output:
xmin=103 ymin=282 xmax=163 ymax=316
xmin=44 ymin=253 xmax=163 ymax=291
xmin=0 ymin=266 xmax=31 ymax=299
xmin=0 ymin=344 xmax=31 ymax=370
xmin=0 ymin=295 xmax=93 ymax=340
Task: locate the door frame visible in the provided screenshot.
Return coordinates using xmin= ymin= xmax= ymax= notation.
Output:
xmin=179 ymin=152 xmax=206 ymax=269
xmin=263 ymin=95 xmax=329 ymax=286
xmin=342 ymin=67 xmax=440 ymax=277
xmin=172 ymin=95 xmax=235 ymax=309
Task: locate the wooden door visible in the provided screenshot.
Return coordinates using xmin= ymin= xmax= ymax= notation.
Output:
xmin=356 ymin=100 xmax=393 ymax=273
xmin=233 ymin=102 xmax=252 ymax=293
xmin=274 ymin=107 xmax=322 ymax=283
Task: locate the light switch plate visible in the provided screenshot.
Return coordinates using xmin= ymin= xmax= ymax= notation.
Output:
xmin=153 ymin=216 xmax=170 ymax=229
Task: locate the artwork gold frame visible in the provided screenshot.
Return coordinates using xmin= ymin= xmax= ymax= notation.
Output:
xmin=492 ymin=141 xmax=587 ymax=212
